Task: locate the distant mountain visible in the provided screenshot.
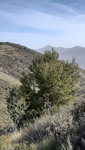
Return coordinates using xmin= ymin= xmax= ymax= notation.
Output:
xmin=36 ymin=45 xmax=85 ymax=69
xmin=36 ymin=45 xmax=66 ymax=53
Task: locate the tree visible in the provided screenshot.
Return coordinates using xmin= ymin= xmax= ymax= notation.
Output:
xmin=7 ymin=49 xmax=79 ymax=126
xmin=20 ymin=49 xmax=79 ymax=110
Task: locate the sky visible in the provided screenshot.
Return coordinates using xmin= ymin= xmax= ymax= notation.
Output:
xmin=0 ymin=0 xmax=85 ymax=49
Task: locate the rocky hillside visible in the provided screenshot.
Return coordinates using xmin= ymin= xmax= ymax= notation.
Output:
xmin=0 ymin=42 xmax=40 ymax=79
xmin=0 ymin=42 xmax=40 ymax=128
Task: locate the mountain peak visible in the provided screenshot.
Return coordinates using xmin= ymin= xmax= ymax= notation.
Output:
xmin=36 ymin=45 xmax=85 ymax=69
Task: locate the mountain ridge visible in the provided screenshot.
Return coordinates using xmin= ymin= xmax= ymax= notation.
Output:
xmin=0 ymin=42 xmax=40 ymax=79
xmin=36 ymin=45 xmax=85 ymax=69
xmin=36 ymin=45 xmax=85 ymax=52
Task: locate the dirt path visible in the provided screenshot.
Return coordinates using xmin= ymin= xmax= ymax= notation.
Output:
xmin=0 ymin=72 xmax=21 ymax=85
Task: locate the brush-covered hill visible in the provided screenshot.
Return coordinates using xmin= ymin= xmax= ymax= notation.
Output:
xmin=0 ymin=42 xmax=85 ymax=150
xmin=0 ymin=42 xmax=40 ymax=79
xmin=0 ymin=42 xmax=40 ymax=128
xmin=0 ymin=42 xmax=85 ymax=126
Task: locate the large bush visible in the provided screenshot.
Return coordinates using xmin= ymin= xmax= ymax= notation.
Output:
xmin=7 ymin=49 xmax=79 ymax=126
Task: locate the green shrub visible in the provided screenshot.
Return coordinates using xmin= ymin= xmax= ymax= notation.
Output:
xmin=29 ymin=143 xmax=37 ymax=150
xmin=0 ymin=135 xmax=12 ymax=150
xmin=38 ymin=138 xmax=56 ymax=150
xmin=13 ymin=141 xmax=28 ymax=150
xmin=7 ymin=49 xmax=79 ymax=126
xmin=0 ymin=135 xmax=29 ymax=150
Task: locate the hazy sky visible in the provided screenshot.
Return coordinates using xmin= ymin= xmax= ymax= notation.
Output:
xmin=0 ymin=0 xmax=85 ymax=49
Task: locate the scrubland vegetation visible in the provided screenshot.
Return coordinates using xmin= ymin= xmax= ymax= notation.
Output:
xmin=0 ymin=48 xmax=85 ymax=150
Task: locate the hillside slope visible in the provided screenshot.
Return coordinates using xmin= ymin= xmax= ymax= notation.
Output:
xmin=0 ymin=72 xmax=21 ymax=85
xmin=0 ymin=42 xmax=40 ymax=128
xmin=0 ymin=42 xmax=39 ymax=79
xmin=0 ymin=42 xmax=85 ymax=129
xmin=0 ymin=42 xmax=85 ymax=149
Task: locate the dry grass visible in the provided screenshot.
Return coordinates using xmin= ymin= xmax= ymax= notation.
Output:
xmin=2 ymin=98 xmax=85 ymax=149
xmin=10 ymin=106 xmax=73 ymax=148
xmin=0 ymin=72 xmax=21 ymax=85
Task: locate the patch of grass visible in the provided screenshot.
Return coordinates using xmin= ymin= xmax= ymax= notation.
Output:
xmin=38 ymin=137 xmax=56 ymax=150
xmin=0 ymin=135 xmax=12 ymax=150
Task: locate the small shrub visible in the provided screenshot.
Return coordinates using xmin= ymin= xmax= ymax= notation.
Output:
xmin=29 ymin=143 xmax=37 ymax=150
xmin=38 ymin=137 xmax=56 ymax=150
xmin=13 ymin=141 xmax=28 ymax=150
xmin=0 ymin=135 xmax=12 ymax=150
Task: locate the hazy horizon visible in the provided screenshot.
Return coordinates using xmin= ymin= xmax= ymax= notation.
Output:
xmin=1 ymin=0 xmax=85 ymax=49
